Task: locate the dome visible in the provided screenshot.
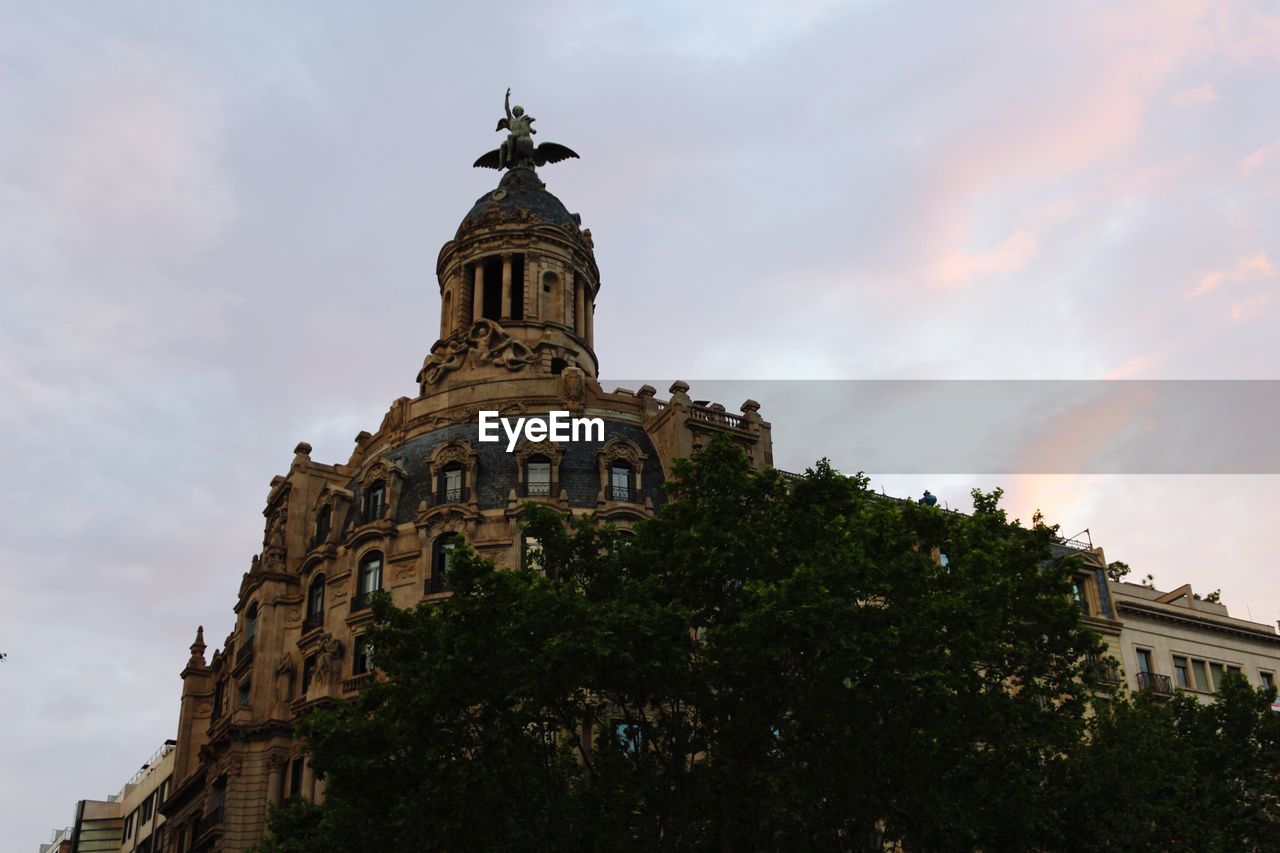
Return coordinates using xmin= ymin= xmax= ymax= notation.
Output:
xmin=457 ymin=168 xmax=580 ymax=236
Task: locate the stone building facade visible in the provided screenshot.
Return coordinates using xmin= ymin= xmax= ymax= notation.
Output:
xmin=157 ymin=164 xmax=774 ymax=851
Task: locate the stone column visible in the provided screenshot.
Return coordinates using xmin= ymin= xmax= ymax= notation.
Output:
xmin=584 ymin=284 xmax=594 ymax=347
xmin=574 ymin=276 xmax=585 ymax=337
xmin=501 ymin=255 xmax=513 ymax=319
xmin=473 ymin=263 xmax=485 ymax=321
xmin=266 ymin=761 xmax=283 ymax=807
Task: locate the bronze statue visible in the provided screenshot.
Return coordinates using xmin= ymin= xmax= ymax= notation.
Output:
xmin=474 ymin=88 xmax=579 ymax=171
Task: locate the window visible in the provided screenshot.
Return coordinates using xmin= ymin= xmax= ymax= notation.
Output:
xmin=1070 ymin=578 xmax=1090 ymax=615
xmin=353 ymin=635 xmax=371 ymax=676
xmin=1191 ymin=658 xmax=1209 ymax=691
xmin=140 ymin=791 xmax=154 ymax=822
xmin=523 ymin=535 xmax=544 ymax=573
xmin=430 ymin=534 xmax=460 ymax=593
xmin=237 ymin=678 xmax=251 ymax=707
xmin=1135 ymin=648 xmax=1153 ymax=673
xmin=289 ymin=757 xmax=304 ymax=798
xmin=1261 ymin=671 xmax=1275 ymax=691
xmin=313 ymin=505 xmax=331 ymax=546
xmin=1209 ymin=662 xmax=1225 ymax=692
xmin=301 ymin=654 xmax=317 ymax=695
xmin=354 ymin=552 xmax=382 ymax=610
xmin=612 ymin=720 xmax=642 ymax=754
xmin=364 ymin=481 xmax=386 ymax=522
xmin=244 ymin=603 xmax=258 ymax=647
xmin=609 ymin=461 xmax=634 ymax=502
xmin=211 ymin=679 xmax=225 ymax=720
xmin=524 ymin=457 xmax=552 ymax=497
xmin=1172 ymin=656 xmax=1190 ymax=689
xmin=439 ymin=464 xmax=465 ymax=504
xmin=305 ymin=575 xmax=325 ymax=631
xmin=124 ymin=812 xmax=135 ymax=839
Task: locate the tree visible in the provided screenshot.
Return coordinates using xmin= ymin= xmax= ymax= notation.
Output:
xmin=1054 ymin=672 xmax=1280 ymax=851
xmin=259 ymin=437 xmax=1108 ymax=852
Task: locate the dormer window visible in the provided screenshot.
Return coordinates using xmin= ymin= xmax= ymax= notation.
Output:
xmin=609 ymin=461 xmax=634 ymax=502
xmin=313 ymin=505 xmax=331 ymax=547
xmin=523 ymin=457 xmax=552 ymax=497
xmin=364 ymin=482 xmax=386 ymax=522
xmin=429 ymin=533 xmax=460 ymax=594
xmin=438 ymin=464 xmax=466 ymax=504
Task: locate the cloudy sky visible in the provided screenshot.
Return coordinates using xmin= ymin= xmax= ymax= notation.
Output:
xmin=2 ymin=0 xmax=1278 ymax=845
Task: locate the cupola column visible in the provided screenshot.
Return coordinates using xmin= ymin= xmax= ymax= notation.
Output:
xmin=574 ymin=275 xmax=585 ymax=337
xmin=501 ymin=254 xmax=513 ymax=319
xmin=472 ymin=264 xmax=485 ymax=322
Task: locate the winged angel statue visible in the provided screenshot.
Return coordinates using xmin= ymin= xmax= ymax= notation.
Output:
xmin=474 ymin=88 xmax=579 ymax=171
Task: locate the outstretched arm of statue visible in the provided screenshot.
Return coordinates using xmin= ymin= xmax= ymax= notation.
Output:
xmin=504 ymin=87 xmax=513 ymax=121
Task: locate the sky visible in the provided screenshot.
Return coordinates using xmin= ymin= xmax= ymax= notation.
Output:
xmin=2 ymin=0 xmax=1279 ymax=845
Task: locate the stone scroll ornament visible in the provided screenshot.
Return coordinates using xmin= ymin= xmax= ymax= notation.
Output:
xmin=419 ymin=319 xmax=551 ymax=385
xmin=473 ymin=88 xmax=579 ymax=171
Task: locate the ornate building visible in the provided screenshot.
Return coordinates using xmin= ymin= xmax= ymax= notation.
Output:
xmin=158 ymin=123 xmax=774 ymax=851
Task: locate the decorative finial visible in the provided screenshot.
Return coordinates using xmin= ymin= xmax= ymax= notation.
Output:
xmin=474 ymin=87 xmax=579 ymax=171
xmin=188 ymin=625 xmax=207 ymax=666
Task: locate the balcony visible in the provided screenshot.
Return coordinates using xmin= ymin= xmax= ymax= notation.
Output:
xmin=607 ymin=484 xmax=638 ymax=503
xmin=520 ymin=481 xmax=557 ymax=498
xmin=235 ymin=641 xmax=254 ymax=667
xmin=341 ymin=671 xmax=376 ymax=694
xmin=350 ymin=592 xmax=374 ymax=614
xmin=302 ymin=612 xmax=324 ymax=634
xmin=431 ymin=486 xmax=470 ymax=506
xmin=1137 ymin=671 xmax=1174 ymax=695
xmin=1085 ymin=657 xmax=1122 ymax=684
xmin=193 ymin=805 xmax=224 ymax=840
xmin=425 ymin=576 xmax=450 ymax=595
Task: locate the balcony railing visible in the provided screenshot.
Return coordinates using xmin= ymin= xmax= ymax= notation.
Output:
xmin=1086 ymin=657 xmax=1122 ymax=684
xmin=607 ymin=484 xmax=638 ymax=502
xmin=362 ymin=501 xmax=387 ymax=523
xmin=235 ymin=641 xmax=254 ymax=667
xmin=520 ymin=481 xmax=556 ymax=498
xmin=689 ymin=405 xmax=746 ymax=430
xmin=425 ymin=576 xmax=450 ymax=595
xmin=302 ymin=612 xmax=324 ymax=634
xmin=431 ymin=486 xmax=470 ymax=506
xmin=1137 ymin=671 xmax=1174 ymax=695
xmin=341 ymin=672 xmax=375 ymax=694
xmin=350 ymin=592 xmax=375 ymax=613
xmin=193 ymin=805 xmax=224 ymax=839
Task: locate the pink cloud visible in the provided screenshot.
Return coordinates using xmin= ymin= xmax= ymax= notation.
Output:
xmin=932 ymin=228 xmax=1039 ymax=288
xmin=1229 ymin=291 xmax=1272 ymax=321
xmin=1192 ymin=252 xmax=1274 ymax=296
xmin=1170 ymin=81 xmax=1219 ymax=106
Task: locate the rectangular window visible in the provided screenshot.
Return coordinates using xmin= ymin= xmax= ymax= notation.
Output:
xmin=1191 ymin=659 xmax=1209 ymax=691
xmin=1071 ymin=578 xmax=1090 ymax=616
xmin=211 ymin=680 xmax=225 ymax=720
xmin=1261 ymin=671 xmax=1275 ymax=690
xmin=443 ymin=467 xmax=463 ymax=502
xmin=526 ymin=460 xmax=552 ymax=496
xmin=302 ymin=654 xmax=317 ymax=695
xmin=1210 ymin=662 xmax=1225 ymax=692
xmin=140 ymin=791 xmax=153 ymax=822
xmin=353 ymin=635 xmax=371 ymax=675
xmin=237 ymin=678 xmax=251 ymax=707
xmin=289 ymin=757 xmax=304 ymax=798
xmin=1172 ymin=656 xmax=1190 ymax=689
xmin=1135 ymin=648 xmax=1153 ymax=673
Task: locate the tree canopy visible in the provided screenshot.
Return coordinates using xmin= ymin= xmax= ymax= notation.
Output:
xmin=258 ymin=438 xmax=1278 ymax=852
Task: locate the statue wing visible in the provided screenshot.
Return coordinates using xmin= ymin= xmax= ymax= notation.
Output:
xmin=495 ymin=117 xmax=510 ymax=132
xmin=473 ymin=149 xmax=503 ymax=170
xmin=533 ymin=142 xmax=580 ymax=166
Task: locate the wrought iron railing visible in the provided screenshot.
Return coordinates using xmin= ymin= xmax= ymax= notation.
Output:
xmin=608 ymin=484 xmax=637 ymax=502
xmin=520 ymin=481 xmax=556 ymax=498
xmin=1086 ymin=657 xmax=1122 ymax=684
xmin=425 ymin=576 xmax=450 ymax=595
xmin=302 ymin=612 xmax=324 ymax=634
xmin=1137 ymin=671 xmax=1174 ymax=694
xmin=432 ymin=486 xmax=470 ymax=506
xmin=350 ymin=592 xmax=374 ymax=613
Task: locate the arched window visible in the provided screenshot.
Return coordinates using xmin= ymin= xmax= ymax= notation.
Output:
xmin=313 ymin=505 xmax=331 ymax=547
xmin=437 ymin=463 xmax=466 ymax=504
xmin=429 ymin=533 xmax=461 ymax=594
xmin=354 ymin=552 xmax=382 ymax=611
xmin=305 ymin=575 xmax=325 ymax=632
xmin=363 ymin=482 xmax=386 ymax=522
xmin=441 ymin=289 xmax=453 ymax=339
xmin=523 ymin=455 xmax=553 ymax=497
xmin=244 ymin=603 xmax=258 ymax=646
xmin=609 ymin=461 xmax=634 ymax=502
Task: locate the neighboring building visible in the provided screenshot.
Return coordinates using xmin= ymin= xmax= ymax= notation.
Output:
xmin=1107 ymin=579 xmax=1280 ymax=703
xmin=55 ymin=741 xmax=177 ymax=853
xmin=38 ymin=826 xmax=73 ymax=853
xmin=158 ymin=145 xmax=774 ymax=850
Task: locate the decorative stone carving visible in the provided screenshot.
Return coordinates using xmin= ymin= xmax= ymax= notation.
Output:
xmin=418 ymin=319 xmax=552 ymax=386
xmin=313 ymin=633 xmax=343 ymax=688
xmin=559 ymin=366 xmax=586 ymax=414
